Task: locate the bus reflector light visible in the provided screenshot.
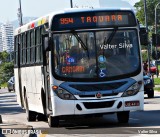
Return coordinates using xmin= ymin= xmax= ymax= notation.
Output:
xmin=52 ymin=85 xmax=58 ymax=91
xmin=125 ymin=101 xmax=140 ymax=107
xmin=31 ymin=23 xmax=35 ymax=28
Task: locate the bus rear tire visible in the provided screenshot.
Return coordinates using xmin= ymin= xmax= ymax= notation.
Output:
xmin=25 ymin=94 xmax=37 ymax=122
xmin=117 ymin=111 xmax=129 ymax=123
xmin=37 ymin=113 xmax=47 ymax=121
xmin=48 ymin=116 xmax=59 ymax=127
xmin=27 ymin=110 xmax=37 ymax=122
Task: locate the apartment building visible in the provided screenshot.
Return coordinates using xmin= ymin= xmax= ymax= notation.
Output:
xmin=0 ymin=30 xmax=2 ymax=52
xmin=0 ymin=23 xmax=14 ymax=53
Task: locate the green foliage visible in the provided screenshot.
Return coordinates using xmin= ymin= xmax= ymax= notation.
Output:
xmin=154 ymin=77 xmax=160 ymax=85
xmin=0 ymin=51 xmax=14 ymax=85
xmin=134 ymin=0 xmax=159 ymax=26
xmin=0 ymin=62 xmax=14 ymax=84
xmin=142 ymin=50 xmax=148 ymax=62
xmin=0 ymin=51 xmax=9 ymax=62
xmin=154 ymin=87 xmax=160 ymax=91
xmin=0 ymin=82 xmax=7 ymax=87
xmin=141 ymin=45 xmax=147 ymax=50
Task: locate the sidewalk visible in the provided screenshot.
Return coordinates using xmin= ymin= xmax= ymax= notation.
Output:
xmin=0 ymin=122 xmax=33 ymax=137
xmin=155 ymin=85 xmax=160 ymax=88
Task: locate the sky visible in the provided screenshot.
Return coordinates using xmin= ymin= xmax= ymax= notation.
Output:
xmin=0 ymin=0 xmax=140 ymax=23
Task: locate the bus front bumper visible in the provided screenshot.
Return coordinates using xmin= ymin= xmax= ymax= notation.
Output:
xmin=51 ymin=91 xmax=144 ymax=117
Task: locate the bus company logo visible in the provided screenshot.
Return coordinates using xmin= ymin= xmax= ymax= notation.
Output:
xmin=96 ymin=92 xmax=102 ymax=98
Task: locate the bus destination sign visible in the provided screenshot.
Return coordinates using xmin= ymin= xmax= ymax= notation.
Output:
xmin=51 ymin=11 xmax=136 ymax=31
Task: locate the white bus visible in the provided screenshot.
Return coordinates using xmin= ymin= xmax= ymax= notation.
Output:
xmin=14 ymin=8 xmax=144 ymax=127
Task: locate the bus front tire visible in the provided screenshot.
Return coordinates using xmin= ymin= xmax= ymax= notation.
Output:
xmin=48 ymin=116 xmax=59 ymax=127
xmin=117 ymin=111 xmax=129 ymax=123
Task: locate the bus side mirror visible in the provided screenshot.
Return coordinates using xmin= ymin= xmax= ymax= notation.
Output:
xmin=43 ymin=36 xmax=51 ymax=51
xmin=152 ymin=33 xmax=160 ymax=46
xmin=139 ymin=27 xmax=148 ymax=45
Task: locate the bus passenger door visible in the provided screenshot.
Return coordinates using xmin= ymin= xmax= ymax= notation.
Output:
xmin=42 ymin=34 xmax=52 ymax=114
xmin=15 ymin=35 xmax=24 ymax=108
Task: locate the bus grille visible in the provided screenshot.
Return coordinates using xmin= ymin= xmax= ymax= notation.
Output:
xmin=83 ymin=101 xmax=115 ymax=109
xmin=70 ymin=82 xmax=126 ymax=91
xmin=79 ymin=93 xmax=118 ymax=98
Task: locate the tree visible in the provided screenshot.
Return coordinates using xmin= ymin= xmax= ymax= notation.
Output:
xmin=142 ymin=50 xmax=148 ymax=62
xmin=0 ymin=62 xmax=14 ymax=84
xmin=0 ymin=51 xmax=9 ymax=62
xmin=134 ymin=0 xmax=159 ymax=27
xmin=135 ymin=0 xmax=160 ymax=57
xmin=0 ymin=51 xmax=14 ymax=85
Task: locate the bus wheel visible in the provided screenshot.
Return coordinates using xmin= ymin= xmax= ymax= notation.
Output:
xmin=37 ymin=113 xmax=47 ymax=121
xmin=26 ymin=110 xmax=37 ymax=122
xmin=48 ymin=116 xmax=59 ymax=127
xmin=117 ymin=111 xmax=129 ymax=123
xmin=24 ymin=94 xmax=37 ymax=122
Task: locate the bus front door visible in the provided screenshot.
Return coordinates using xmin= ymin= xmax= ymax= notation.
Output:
xmin=42 ymin=35 xmax=52 ymax=115
xmin=16 ymin=35 xmax=24 ymax=108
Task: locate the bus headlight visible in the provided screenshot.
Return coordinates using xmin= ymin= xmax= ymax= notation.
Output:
xmin=122 ymin=82 xmax=142 ymax=97
xmin=53 ymin=87 xmax=76 ymax=100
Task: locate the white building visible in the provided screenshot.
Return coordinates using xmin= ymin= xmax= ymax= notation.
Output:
xmin=0 ymin=23 xmax=14 ymax=53
xmin=0 ymin=30 xmax=2 ymax=52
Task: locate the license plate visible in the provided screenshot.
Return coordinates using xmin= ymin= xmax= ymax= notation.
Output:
xmin=125 ymin=101 xmax=140 ymax=107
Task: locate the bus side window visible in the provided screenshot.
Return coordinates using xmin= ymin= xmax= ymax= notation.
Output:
xmin=23 ymin=33 xmax=26 ymax=64
xmin=36 ymin=28 xmax=40 ymax=63
xmin=30 ymin=30 xmax=35 ymax=64
xmin=19 ymin=35 xmax=22 ymax=66
xmin=14 ymin=36 xmax=18 ymax=67
xmin=26 ymin=31 xmax=30 ymax=64
xmin=35 ymin=29 xmax=37 ymax=62
xmin=40 ymin=27 xmax=43 ymax=63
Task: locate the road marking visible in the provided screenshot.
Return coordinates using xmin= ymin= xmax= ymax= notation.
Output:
xmin=39 ymin=130 xmax=48 ymax=137
xmin=39 ymin=134 xmax=47 ymax=137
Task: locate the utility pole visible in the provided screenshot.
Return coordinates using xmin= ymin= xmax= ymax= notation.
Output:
xmin=70 ymin=0 xmax=73 ymax=8
xmin=17 ymin=0 xmax=23 ymax=26
xmin=143 ymin=0 xmax=150 ymax=73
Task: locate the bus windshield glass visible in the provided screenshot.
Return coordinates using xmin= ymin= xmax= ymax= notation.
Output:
xmin=53 ymin=29 xmax=140 ymax=80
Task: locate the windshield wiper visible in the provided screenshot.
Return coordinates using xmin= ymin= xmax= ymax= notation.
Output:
xmin=102 ymin=27 xmax=118 ymax=58
xmin=71 ymin=31 xmax=90 ymax=59
xmin=104 ymin=27 xmax=118 ymax=45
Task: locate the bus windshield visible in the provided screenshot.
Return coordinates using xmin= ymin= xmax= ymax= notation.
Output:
xmin=53 ymin=29 xmax=140 ymax=80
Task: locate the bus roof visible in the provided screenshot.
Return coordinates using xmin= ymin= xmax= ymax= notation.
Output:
xmin=14 ymin=7 xmax=135 ymax=35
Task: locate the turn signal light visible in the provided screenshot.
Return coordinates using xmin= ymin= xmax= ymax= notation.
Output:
xmin=52 ymin=85 xmax=58 ymax=91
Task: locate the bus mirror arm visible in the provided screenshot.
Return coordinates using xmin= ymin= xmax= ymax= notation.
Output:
xmin=47 ymin=38 xmax=51 ymax=51
xmin=41 ymin=66 xmax=44 ymax=75
xmin=43 ymin=36 xmax=51 ymax=51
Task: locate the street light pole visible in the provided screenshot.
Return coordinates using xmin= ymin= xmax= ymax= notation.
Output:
xmin=70 ymin=0 xmax=73 ymax=8
xmin=143 ymin=0 xmax=150 ymax=73
xmin=18 ymin=0 xmax=23 ymax=26
xmin=155 ymin=2 xmax=160 ymax=76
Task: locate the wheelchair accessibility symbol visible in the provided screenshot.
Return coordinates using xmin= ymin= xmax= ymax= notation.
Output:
xmin=99 ymin=69 xmax=106 ymax=77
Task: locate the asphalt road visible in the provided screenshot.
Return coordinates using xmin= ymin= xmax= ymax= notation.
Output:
xmin=0 ymin=88 xmax=160 ymax=137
